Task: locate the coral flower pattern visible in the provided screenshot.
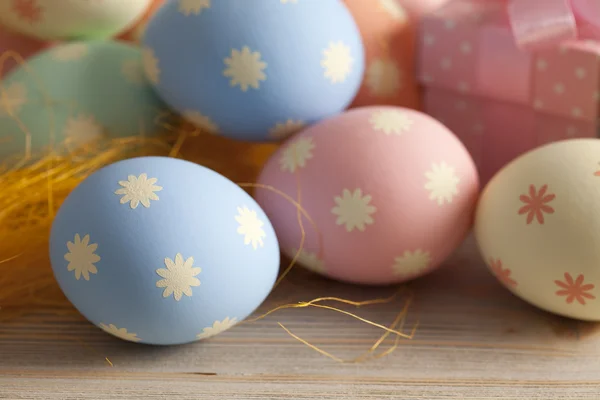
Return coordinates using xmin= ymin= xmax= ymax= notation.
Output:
xmin=196 ymin=317 xmax=238 ymax=339
xmin=366 ymin=59 xmax=402 ymax=97
xmin=331 ymin=188 xmax=377 ymax=232
xmin=555 ymin=273 xmax=596 ymax=305
xmin=12 ymin=0 xmax=43 ymax=23
xmin=156 ymin=253 xmax=202 ymax=301
xmin=223 ymin=47 xmax=267 ymax=92
xmin=235 ymin=206 xmax=267 ymax=250
xmin=64 ymin=234 xmax=100 ymax=281
xmin=518 ymin=184 xmax=555 ymax=224
xmin=489 ymin=258 xmax=516 ymax=287
xmin=115 ymin=173 xmax=163 ymax=209
xmin=99 ymin=323 xmax=141 ymax=342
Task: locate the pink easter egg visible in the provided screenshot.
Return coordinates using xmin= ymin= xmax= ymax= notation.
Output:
xmin=254 ymin=106 xmax=479 ymax=285
xmin=0 ymin=26 xmax=47 ymax=76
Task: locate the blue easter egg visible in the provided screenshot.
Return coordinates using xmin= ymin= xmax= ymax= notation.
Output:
xmin=49 ymin=157 xmax=280 ymax=345
xmin=0 ymin=40 xmax=167 ymax=160
xmin=142 ymin=0 xmax=364 ymax=142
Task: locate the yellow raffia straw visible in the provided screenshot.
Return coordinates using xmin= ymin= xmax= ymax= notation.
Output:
xmin=0 ymin=49 xmax=417 ymax=363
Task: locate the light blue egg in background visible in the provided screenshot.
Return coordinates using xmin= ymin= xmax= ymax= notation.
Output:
xmin=0 ymin=40 xmax=167 ymax=161
xmin=142 ymin=0 xmax=365 ymax=142
xmin=49 ymin=157 xmax=280 ymax=345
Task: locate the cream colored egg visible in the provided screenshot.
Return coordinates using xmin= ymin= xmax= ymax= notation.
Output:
xmin=475 ymin=138 xmax=600 ymax=321
xmin=0 ymin=0 xmax=152 ymax=40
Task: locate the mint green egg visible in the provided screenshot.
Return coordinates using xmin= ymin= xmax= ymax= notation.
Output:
xmin=0 ymin=40 xmax=167 ymax=161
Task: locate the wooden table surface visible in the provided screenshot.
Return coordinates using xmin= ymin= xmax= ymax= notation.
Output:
xmin=2 ymin=235 xmax=600 ymax=399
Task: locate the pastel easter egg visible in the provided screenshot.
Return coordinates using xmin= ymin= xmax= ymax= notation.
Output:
xmin=0 ymin=26 xmax=48 ymax=77
xmin=142 ymin=0 xmax=364 ymax=142
xmin=118 ymin=0 xmax=165 ymax=44
xmin=0 ymin=0 xmax=152 ymax=40
xmin=0 ymin=40 xmax=167 ymax=161
xmin=344 ymin=0 xmax=420 ymax=110
xmin=475 ymin=139 xmax=600 ymax=321
xmin=254 ymin=106 xmax=479 ymax=285
xmin=49 ymin=156 xmax=280 ymax=345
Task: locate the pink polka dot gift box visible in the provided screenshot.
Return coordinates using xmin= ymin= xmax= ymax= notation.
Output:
xmin=417 ymin=0 xmax=600 ymax=184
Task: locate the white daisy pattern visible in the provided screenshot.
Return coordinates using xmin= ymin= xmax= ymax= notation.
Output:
xmin=115 ymin=173 xmax=163 ymax=209
xmin=63 ymin=114 xmax=104 ymax=145
xmin=183 ymin=110 xmax=219 ymax=134
xmin=121 ymin=59 xmax=146 ymax=85
xmin=377 ymin=0 xmax=408 ymax=22
xmin=370 ymin=109 xmax=413 ymax=135
xmin=156 ymin=253 xmax=202 ymax=301
xmin=99 ymin=323 xmax=141 ymax=342
xmin=64 ymin=234 xmax=100 ymax=281
xmin=291 ymin=248 xmax=326 ymax=274
xmin=235 ymin=206 xmax=266 ymax=250
xmin=279 ymin=137 xmax=315 ymax=173
xmin=197 ymin=317 xmax=238 ymax=340
xmin=143 ymin=47 xmax=161 ymax=85
xmin=223 ymin=47 xmax=267 ymax=92
xmin=392 ymin=249 xmax=431 ymax=277
xmin=269 ymin=119 xmax=306 ymax=140
xmin=0 ymin=82 xmax=27 ymax=117
xmin=52 ymin=43 xmax=88 ymax=61
xmin=179 ymin=0 xmax=211 ymax=15
xmin=331 ymin=189 xmax=377 ymax=232
xmin=424 ymin=162 xmax=460 ymax=205
xmin=321 ymin=41 xmax=353 ymax=84
xmin=366 ymin=59 xmax=402 ymax=97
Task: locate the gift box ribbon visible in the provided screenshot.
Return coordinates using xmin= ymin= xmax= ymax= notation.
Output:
xmin=507 ymin=0 xmax=600 ymax=50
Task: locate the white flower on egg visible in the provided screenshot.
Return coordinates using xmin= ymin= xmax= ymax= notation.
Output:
xmin=64 ymin=234 xmax=100 ymax=281
xmin=279 ymin=136 xmax=315 ymax=173
xmin=0 ymin=82 xmax=27 ymax=117
xmin=99 ymin=323 xmax=141 ymax=342
xmin=179 ymin=0 xmax=211 ymax=16
xmin=370 ymin=109 xmax=413 ymax=135
xmin=63 ymin=114 xmax=104 ymax=146
xmin=52 ymin=43 xmax=88 ymax=61
xmin=196 ymin=317 xmax=238 ymax=340
xmin=223 ymin=46 xmax=267 ymax=92
xmin=290 ymin=248 xmax=326 ymax=274
xmin=269 ymin=119 xmax=306 ymax=140
xmin=331 ymin=188 xmax=377 ymax=232
xmin=183 ymin=110 xmax=219 ymax=134
xmin=366 ymin=59 xmax=402 ymax=97
xmin=392 ymin=249 xmax=431 ymax=277
xmin=424 ymin=162 xmax=460 ymax=205
xmin=235 ymin=206 xmax=267 ymax=250
xmin=321 ymin=41 xmax=353 ymax=84
xmin=142 ymin=46 xmax=161 ymax=85
xmin=121 ymin=59 xmax=146 ymax=85
xmin=114 ymin=173 xmax=163 ymax=209
xmin=156 ymin=253 xmax=202 ymax=301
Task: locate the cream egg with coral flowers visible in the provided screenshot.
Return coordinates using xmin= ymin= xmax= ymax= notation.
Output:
xmin=475 ymin=138 xmax=600 ymax=321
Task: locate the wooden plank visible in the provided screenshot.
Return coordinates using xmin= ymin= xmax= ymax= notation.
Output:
xmin=1 ymin=236 xmax=600 ymax=399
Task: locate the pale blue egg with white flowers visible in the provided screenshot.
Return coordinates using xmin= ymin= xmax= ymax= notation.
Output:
xmin=142 ymin=0 xmax=364 ymax=141
xmin=49 ymin=157 xmax=280 ymax=345
xmin=0 ymin=40 xmax=167 ymax=161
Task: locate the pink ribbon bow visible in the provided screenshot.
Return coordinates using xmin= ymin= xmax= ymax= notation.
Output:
xmin=507 ymin=0 xmax=600 ymax=50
